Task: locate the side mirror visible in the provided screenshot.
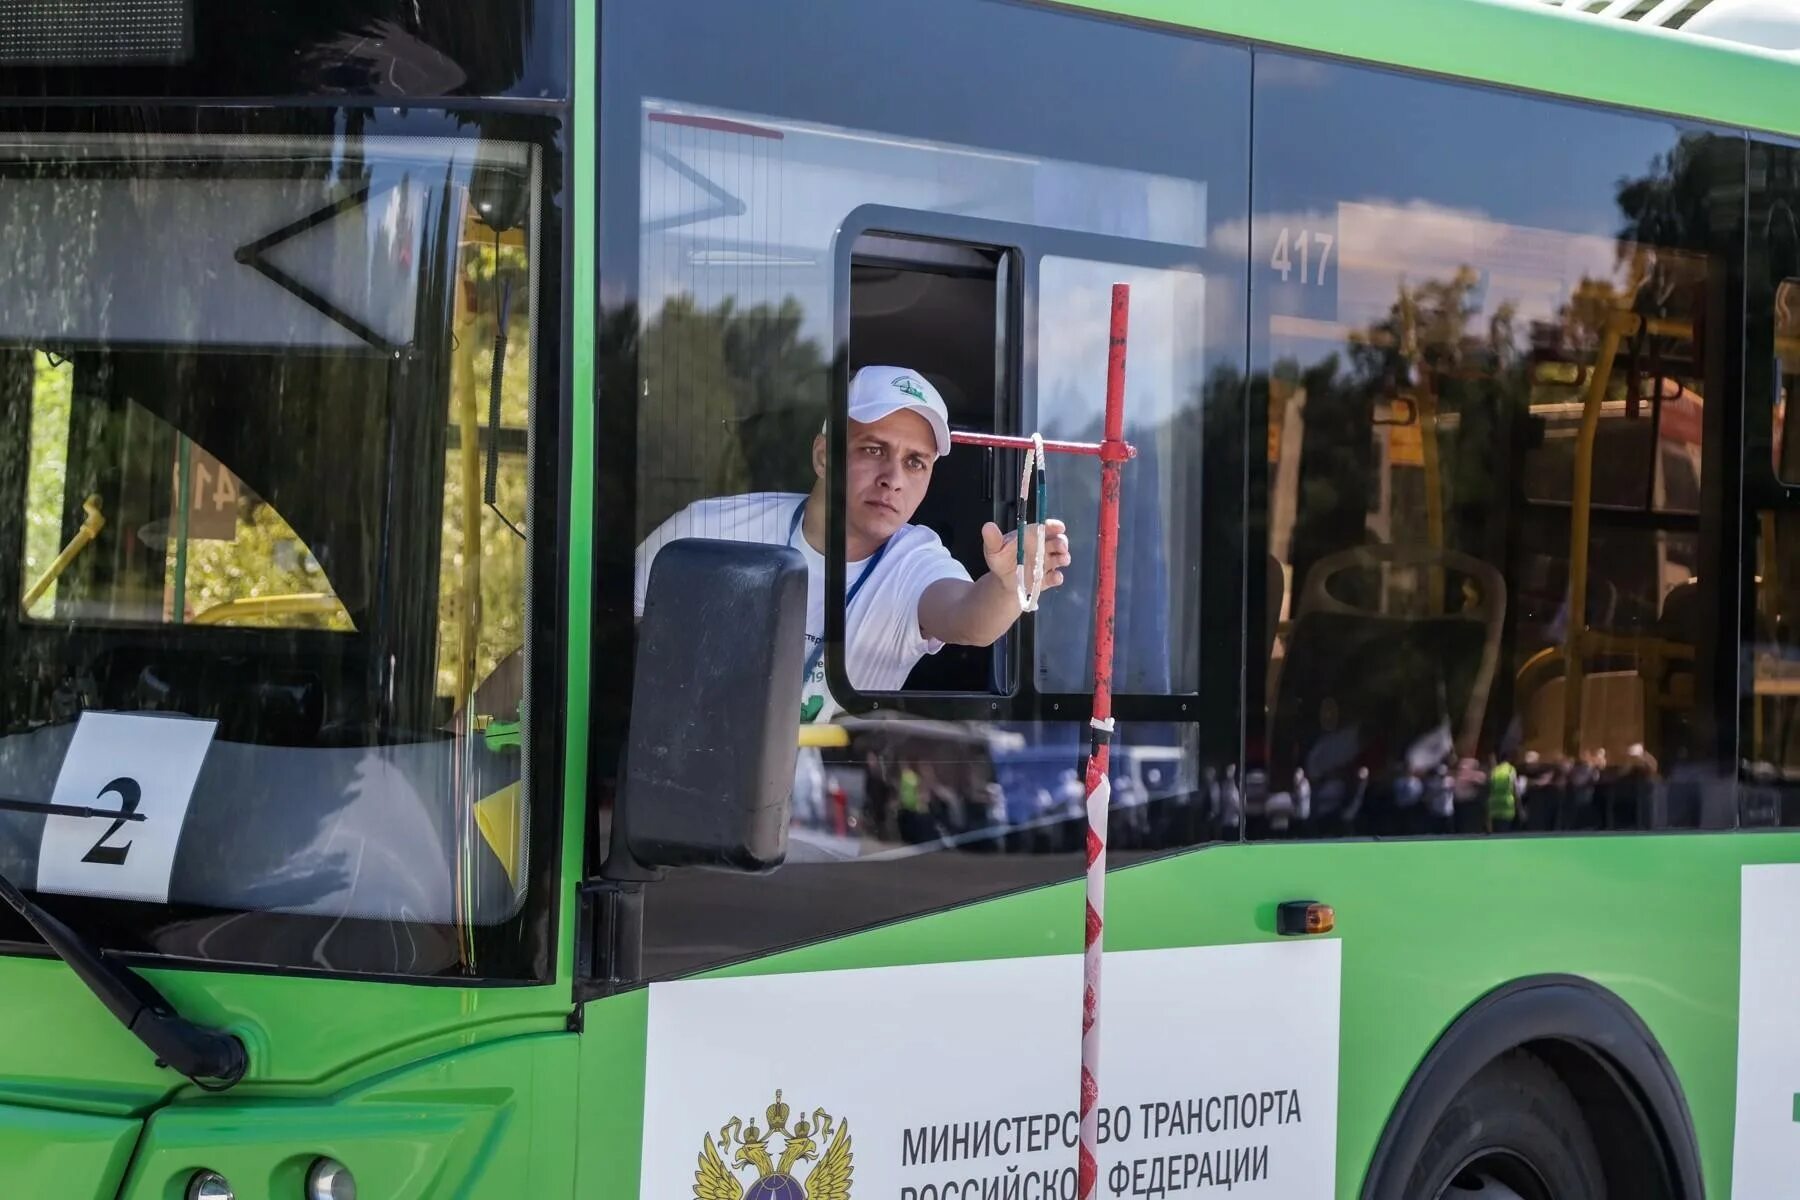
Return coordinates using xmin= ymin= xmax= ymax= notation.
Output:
xmin=605 ymin=538 xmax=807 ymax=875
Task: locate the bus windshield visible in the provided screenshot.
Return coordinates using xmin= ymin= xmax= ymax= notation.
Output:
xmin=0 ymin=128 xmax=547 ymax=980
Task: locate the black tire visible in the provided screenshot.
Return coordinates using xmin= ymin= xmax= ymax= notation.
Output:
xmin=1405 ymin=1050 xmax=1607 ymax=1200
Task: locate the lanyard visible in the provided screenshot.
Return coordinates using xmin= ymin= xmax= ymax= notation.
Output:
xmin=790 ymin=499 xmax=888 ymax=691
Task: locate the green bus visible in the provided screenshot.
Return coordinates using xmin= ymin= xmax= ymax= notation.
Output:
xmin=4 ymin=0 xmax=1800 ymax=1196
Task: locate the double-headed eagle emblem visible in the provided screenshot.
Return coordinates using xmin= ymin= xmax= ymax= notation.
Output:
xmin=695 ymin=1091 xmax=853 ymax=1200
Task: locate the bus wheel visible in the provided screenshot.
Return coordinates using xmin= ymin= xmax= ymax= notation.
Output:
xmin=1409 ymin=1051 xmax=1606 ymax=1200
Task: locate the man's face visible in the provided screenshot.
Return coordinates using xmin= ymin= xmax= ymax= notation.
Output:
xmin=814 ymin=409 xmax=938 ymax=546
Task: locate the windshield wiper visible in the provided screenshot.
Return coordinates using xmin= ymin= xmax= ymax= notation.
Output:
xmin=0 ymin=866 xmax=246 ymax=1089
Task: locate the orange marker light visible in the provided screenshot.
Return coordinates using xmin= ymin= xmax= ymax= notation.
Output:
xmin=1276 ymin=900 xmax=1335 ymax=936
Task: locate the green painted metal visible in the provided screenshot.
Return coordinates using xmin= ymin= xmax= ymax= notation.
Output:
xmin=572 ymin=832 xmax=1798 ymax=1200
xmin=0 ymin=951 xmax=568 ymax=1118
xmin=562 ymin=0 xmax=598 ymax=989
xmin=114 ymin=1033 xmax=578 ymax=1199
xmin=0 ymin=1100 xmax=140 ymax=1198
xmin=1046 ymin=0 xmax=1800 ymax=139
xmin=577 ymin=989 xmax=650 ymax=1199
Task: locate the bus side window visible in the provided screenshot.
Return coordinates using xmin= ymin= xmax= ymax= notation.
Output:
xmin=610 ymin=0 xmax=1249 ymax=981
xmin=1252 ymin=53 xmax=1736 ymax=840
xmin=1747 ymin=194 xmax=1800 ymax=818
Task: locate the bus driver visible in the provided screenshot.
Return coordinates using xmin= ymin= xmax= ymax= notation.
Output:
xmin=632 ymin=365 xmax=1072 ymax=725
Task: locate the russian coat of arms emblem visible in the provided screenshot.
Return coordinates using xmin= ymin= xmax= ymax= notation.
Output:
xmin=694 ymin=1091 xmax=854 ymax=1200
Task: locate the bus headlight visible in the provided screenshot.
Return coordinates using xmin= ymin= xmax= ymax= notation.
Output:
xmin=306 ymin=1157 xmax=356 ymax=1200
xmin=187 ymin=1171 xmax=235 ymax=1200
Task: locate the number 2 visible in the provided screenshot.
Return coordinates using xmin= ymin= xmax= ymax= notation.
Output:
xmin=81 ymin=777 xmax=141 ymax=866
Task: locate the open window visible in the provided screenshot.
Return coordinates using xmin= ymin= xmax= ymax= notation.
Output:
xmin=826 ymin=207 xmax=1215 ymax=720
xmin=848 ymin=230 xmax=1014 ymax=694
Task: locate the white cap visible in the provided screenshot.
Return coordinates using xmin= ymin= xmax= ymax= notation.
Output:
xmin=846 ymin=365 xmax=952 ymax=458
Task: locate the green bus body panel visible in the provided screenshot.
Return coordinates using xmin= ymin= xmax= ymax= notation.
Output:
xmin=113 ymin=1033 xmax=578 ymax=1200
xmin=1049 ymin=0 xmax=1800 ymax=140
xmin=562 ymin=0 xmax=597 ymax=986
xmin=582 ymin=833 xmax=1794 ymax=1199
xmin=578 ymin=990 xmax=650 ymax=1200
xmin=0 ymin=952 xmax=570 ymax=1103
xmin=0 ymin=1101 xmax=140 ymax=1198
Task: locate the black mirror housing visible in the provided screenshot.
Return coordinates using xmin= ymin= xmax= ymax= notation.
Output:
xmin=610 ymin=538 xmax=807 ymax=873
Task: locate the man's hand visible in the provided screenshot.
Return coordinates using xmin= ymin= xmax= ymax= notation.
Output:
xmin=980 ymin=518 xmax=1072 ymax=593
xmin=919 ymin=517 xmax=1075 ymax=648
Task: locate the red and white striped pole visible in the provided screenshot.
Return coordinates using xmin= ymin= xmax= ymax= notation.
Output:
xmin=1079 ymin=283 xmax=1131 ymax=1200
xmin=946 ymin=284 xmax=1133 ymax=1200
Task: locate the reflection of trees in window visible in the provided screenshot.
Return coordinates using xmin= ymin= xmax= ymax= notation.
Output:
xmin=637 ymin=293 xmax=826 ymax=535
xmin=1316 ymin=136 xmax=1726 ymax=771
xmin=1615 ymin=134 xmax=1736 ymax=261
xmin=1283 ymin=268 xmax=1526 ymax=614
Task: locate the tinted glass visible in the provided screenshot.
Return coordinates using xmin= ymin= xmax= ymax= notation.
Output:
xmin=1251 ymin=56 xmax=1741 ymax=840
xmin=600 ymin=0 xmax=1249 ymax=979
xmin=0 ymin=0 xmax=566 ymax=100
xmin=1036 ymin=256 xmax=1209 ymax=695
xmin=0 ymin=108 xmax=559 ymax=979
xmin=1743 ymin=140 xmax=1800 ymax=824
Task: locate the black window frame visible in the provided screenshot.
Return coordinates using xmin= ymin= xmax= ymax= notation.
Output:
xmin=825 ymin=204 xmax=1228 ymax=724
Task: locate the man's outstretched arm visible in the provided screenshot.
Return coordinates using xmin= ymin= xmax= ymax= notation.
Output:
xmin=918 ymin=519 xmax=1071 ymax=647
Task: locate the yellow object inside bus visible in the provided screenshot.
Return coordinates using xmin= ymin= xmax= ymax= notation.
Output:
xmin=20 ymin=493 xmax=103 ymax=613
xmin=190 ymin=592 xmax=342 ymax=626
xmin=1516 ymin=296 xmax=1716 ymax=761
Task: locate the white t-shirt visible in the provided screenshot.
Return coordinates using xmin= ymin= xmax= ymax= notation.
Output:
xmin=633 ymin=492 xmax=972 ymax=723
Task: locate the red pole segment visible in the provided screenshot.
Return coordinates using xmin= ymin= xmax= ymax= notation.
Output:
xmin=949 ymin=430 xmax=1137 ymax=461
xmin=1077 ymin=283 xmax=1130 ymax=1200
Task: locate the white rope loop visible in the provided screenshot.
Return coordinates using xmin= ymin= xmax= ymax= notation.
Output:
xmin=1016 ymin=432 xmax=1048 ymax=612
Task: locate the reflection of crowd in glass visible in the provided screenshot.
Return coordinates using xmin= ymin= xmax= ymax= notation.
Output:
xmin=789 ymin=748 xmax=1184 ymax=853
xmin=791 ymin=736 xmax=1675 ymax=852
xmin=1248 ymin=742 xmax=1666 ymax=838
xmin=853 ymin=754 xmax=1086 ymax=852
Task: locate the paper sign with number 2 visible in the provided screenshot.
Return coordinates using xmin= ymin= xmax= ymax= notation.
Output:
xmin=37 ymin=712 xmax=218 ymax=904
